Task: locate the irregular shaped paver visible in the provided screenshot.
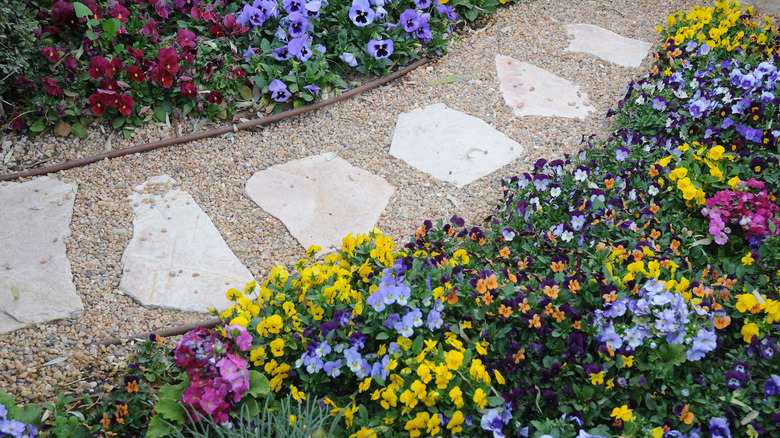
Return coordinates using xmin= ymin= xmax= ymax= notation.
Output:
xmin=742 ymin=0 xmax=780 ymax=18
xmin=564 ymin=23 xmax=653 ymax=67
xmin=245 ymin=154 xmax=395 ymax=252
xmin=390 ymin=103 xmax=523 ymax=188
xmin=495 ymin=55 xmax=596 ymax=119
xmin=0 ymin=177 xmax=82 ymax=333
xmin=120 ymin=175 xmax=254 ymax=312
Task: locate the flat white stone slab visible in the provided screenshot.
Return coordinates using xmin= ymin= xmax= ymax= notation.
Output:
xmin=120 ymin=175 xmax=254 ymax=312
xmin=564 ymin=23 xmax=653 ymax=67
xmin=390 ymin=103 xmax=523 ymax=188
xmin=0 ymin=177 xmax=82 ymax=333
xmin=245 ymin=154 xmax=395 ymax=252
xmin=496 ymin=55 xmax=596 ymax=119
xmin=742 ymin=0 xmax=780 ymax=18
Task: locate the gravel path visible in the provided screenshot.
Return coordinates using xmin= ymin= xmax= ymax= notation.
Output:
xmin=0 ymin=0 xmax=700 ymax=404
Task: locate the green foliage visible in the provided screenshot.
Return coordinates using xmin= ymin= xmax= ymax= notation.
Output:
xmin=0 ymin=391 xmax=43 ymax=430
xmin=169 ymin=394 xmax=346 ymax=438
xmin=0 ymin=2 xmax=36 ymax=96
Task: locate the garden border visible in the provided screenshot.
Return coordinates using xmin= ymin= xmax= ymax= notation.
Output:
xmin=0 ymin=57 xmax=429 ymax=182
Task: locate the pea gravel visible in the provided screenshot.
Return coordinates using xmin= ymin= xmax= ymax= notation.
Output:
xmin=0 ymin=0 xmax=701 ymax=405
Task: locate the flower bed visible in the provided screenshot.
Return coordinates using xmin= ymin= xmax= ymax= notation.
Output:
xmin=0 ymin=0 xmax=502 ymax=138
xmin=4 ymin=0 xmax=780 ymax=437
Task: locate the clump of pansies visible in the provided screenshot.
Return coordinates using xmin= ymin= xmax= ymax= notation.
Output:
xmin=1 ymin=0 xmax=488 ymax=136
xmin=209 ymin=2 xmax=780 ymax=436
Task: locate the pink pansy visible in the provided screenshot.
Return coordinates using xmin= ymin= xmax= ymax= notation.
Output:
xmin=42 ymin=78 xmax=62 ymax=97
xmin=177 ymin=29 xmax=198 ymax=49
xmin=41 ymin=47 xmax=60 ymax=63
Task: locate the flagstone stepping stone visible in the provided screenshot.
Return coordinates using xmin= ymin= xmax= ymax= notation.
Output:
xmin=0 ymin=177 xmax=82 ymax=334
xmin=245 ymin=153 xmax=395 ymax=252
xmin=743 ymin=0 xmax=780 ymax=17
xmin=564 ymin=23 xmax=653 ymax=68
xmin=120 ymin=175 xmax=254 ymax=312
xmin=389 ymin=102 xmax=523 ymax=188
xmin=495 ymin=55 xmax=596 ymax=119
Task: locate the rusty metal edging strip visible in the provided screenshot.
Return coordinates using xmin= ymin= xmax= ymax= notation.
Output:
xmin=1 ymin=57 xmax=429 ymax=182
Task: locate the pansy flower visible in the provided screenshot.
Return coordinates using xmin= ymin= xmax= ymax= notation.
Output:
xmin=348 ymin=0 xmax=374 ymax=26
xmin=367 ymin=39 xmax=393 ymax=60
xmin=287 ymin=12 xmax=309 ymax=37
xmin=288 ymin=36 xmax=312 ymax=61
xmin=88 ymin=56 xmax=110 ymax=79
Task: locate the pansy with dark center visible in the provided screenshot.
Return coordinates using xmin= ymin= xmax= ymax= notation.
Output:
xmin=348 ymin=0 xmax=374 ymax=27
xmin=287 ymin=12 xmax=309 ymax=38
xmin=288 ymin=36 xmax=312 ymax=61
xmin=367 ymin=38 xmax=393 ymax=60
xmin=268 ymin=79 xmax=291 ymax=102
xmin=399 ymin=9 xmax=420 ymax=32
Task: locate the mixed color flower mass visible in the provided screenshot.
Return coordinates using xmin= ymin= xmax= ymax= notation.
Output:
xmin=0 ymin=0 xmax=475 ymax=137
xmin=204 ymin=2 xmax=780 ymax=436
xmin=7 ymin=0 xmax=780 ymax=437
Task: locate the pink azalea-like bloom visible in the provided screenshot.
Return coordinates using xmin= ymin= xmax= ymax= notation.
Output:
xmin=713 ymin=232 xmax=729 ymax=245
xmin=236 ymin=330 xmax=252 ymax=350
xmin=217 ymin=356 xmax=240 ymax=383
xmin=199 ymin=386 xmax=223 ymax=415
xmin=41 ymin=47 xmax=60 ymax=63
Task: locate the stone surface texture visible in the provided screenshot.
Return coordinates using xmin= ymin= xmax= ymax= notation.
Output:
xmin=0 ymin=177 xmax=82 ymax=334
xmin=564 ymin=23 xmax=654 ymax=67
xmin=742 ymin=0 xmax=780 ymax=17
xmin=245 ymin=154 xmax=395 ymax=251
xmin=120 ymin=175 xmax=254 ymax=312
xmin=495 ymin=55 xmax=596 ymax=119
xmin=390 ymin=103 xmax=524 ymax=188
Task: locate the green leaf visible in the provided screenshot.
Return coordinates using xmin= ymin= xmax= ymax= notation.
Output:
xmin=70 ymin=123 xmax=87 ymax=139
xmin=154 ymin=397 xmax=185 ymax=423
xmin=0 ymin=393 xmax=18 ymax=418
xmin=238 ymin=85 xmax=253 ymax=101
xmin=102 ymin=18 xmax=120 ymax=37
xmin=86 ymin=30 xmax=99 ymax=41
xmin=72 ymin=2 xmax=93 ymax=18
xmin=159 ymin=379 xmax=189 ymax=400
xmin=655 ymin=343 xmax=687 ymax=370
xmin=375 ymin=332 xmax=390 ymax=340
xmin=16 ymin=404 xmax=43 ymax=427
xmin=246 ymin=370 xmax=271 ymax=398
xmin=29 ymin=120 xmax=46 ymax=133
xmin=233 ymin=397 xmax=261 ymax=419
xmin=147 ymin=415 xmax=180 ymax=438
xmin=412 ymin=335 xmax=424 ymax=354
xmin=487 ymin=396 xmax=504 ymax=407
xmin=111 ymin=117 xmax=125 ymax=129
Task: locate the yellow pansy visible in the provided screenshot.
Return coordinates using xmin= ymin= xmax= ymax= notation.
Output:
xmin=269 ymin=338 xmax=285 ymax=356
xmin=741 ymin=322 xmax=759 ymax=343
xmin=473 ymin=388 xmax=487 ymax=409
xmin=611 ymin=405 xmax=634 ymax=422
xmin=736 ymin=293 xmax=758 ymax=313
